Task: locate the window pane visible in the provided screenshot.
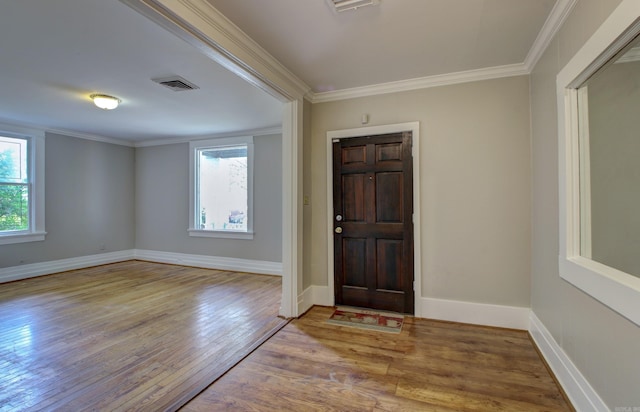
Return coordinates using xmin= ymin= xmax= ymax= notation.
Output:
xmin=197 ymin=145 xmax=248 ymax=231
xmin=0 ymin=136 xmax=28 ymax=183
xmin=0 ymin=184 xmax=29 ymax=231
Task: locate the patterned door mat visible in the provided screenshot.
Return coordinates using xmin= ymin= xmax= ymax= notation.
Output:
xmin=327 ymin=307 xmax=404 ymax=333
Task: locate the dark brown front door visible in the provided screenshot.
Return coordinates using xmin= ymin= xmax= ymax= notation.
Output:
xmin=333 ymin=132 xmax=414 ymax=314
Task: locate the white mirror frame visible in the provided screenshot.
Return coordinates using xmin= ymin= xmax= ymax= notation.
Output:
xmin=557 ymin=0 xmax=640 ymax=326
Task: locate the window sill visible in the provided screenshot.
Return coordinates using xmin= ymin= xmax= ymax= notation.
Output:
xmin=188 ymin=229 xmax=254 ymax=240
xmin=0 ymin=231 xmax=47 ymax=245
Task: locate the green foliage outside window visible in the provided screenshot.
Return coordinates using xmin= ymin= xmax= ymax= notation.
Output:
xmin=0 ymin=148 xmax=29 ymax=231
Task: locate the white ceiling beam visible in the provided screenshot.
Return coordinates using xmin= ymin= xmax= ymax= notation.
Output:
xmin=120 ymin=0 xmax=311 ymax=102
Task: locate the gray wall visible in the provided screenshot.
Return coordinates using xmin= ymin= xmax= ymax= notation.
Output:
xmin=307 ymin=76 xmax=532 ymax=307
xmin=0 ymin=131 xmax=282 ymax=268
xmin=587 ymin=60 xmax=640 ymax=277
xmin=0 ymin=132 xmax=136 ymax=268
xmin=530 ymin=0 xmax=640 ymax=407
xmin=135 ymin=134 xmax=282 ymax=262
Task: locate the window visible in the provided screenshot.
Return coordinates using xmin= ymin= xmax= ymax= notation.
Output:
xmin=557 ymin=0 xmax=640 ymax=326
xmin=0 ymin=126 xmax=45 ymax=245
xmin=0 ymin=137 xmax=28 ymax=231
xmin=189 ymin=136 xmax=254 ymax=239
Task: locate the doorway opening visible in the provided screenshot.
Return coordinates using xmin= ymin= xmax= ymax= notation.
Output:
xmin=119 ymin=0 xmax=305 ymax=318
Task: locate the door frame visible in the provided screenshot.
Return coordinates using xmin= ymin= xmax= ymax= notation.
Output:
xmin=326 ymin=122 xmax=422 ymax=315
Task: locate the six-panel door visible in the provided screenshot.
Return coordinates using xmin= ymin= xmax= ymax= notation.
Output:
xmin=333 ymin=132 xmax=414 ymax=314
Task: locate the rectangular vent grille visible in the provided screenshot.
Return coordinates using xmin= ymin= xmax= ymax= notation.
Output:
xmin=328 ymin=0 xmax=379 ymax=13
xmin=152 ymin=76 xmax=199 ymax=92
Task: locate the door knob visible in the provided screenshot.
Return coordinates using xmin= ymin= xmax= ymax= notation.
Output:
xmin=334 ymin=227 xmax=343 ymax=234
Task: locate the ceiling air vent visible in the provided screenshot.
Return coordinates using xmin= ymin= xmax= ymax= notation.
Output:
xmin=328 ymin=0 xmax=379 ymax=12
xmin=328 ymin=0 xmax=380 ymax=13
xmin=152 ymin=76 xmax=199 ymax=92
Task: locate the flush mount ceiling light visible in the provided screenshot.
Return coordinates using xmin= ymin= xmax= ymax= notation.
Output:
xmin=90 ymin=94 xmax=121 ymax=110
xmin=328 ymin=0 xmax=380 ymax=13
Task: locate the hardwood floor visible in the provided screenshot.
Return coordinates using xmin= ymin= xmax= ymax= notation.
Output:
xmin=183 ymin=306 xmax=573 ymax=412
xmin=1 ymin=262 xmax=572 ymax=411
xmin=0 ymin=261 xmax=286 ymax=411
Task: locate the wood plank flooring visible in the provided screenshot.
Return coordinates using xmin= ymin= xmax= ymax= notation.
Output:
xmin=183 ymin=306 xmax=573 ymax=411
xmin=0 ymin=260 xmax=286 ymax=411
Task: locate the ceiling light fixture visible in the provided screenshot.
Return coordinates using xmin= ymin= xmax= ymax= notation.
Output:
xmin=90 ymin=94 xmax=121 ymax=110
xmin=328 ymin=0 xmax=380 ymax=13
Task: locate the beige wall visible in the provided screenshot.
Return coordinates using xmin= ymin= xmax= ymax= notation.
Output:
xmin=307 ymin=76 xmax=532 ymax=307
xmin=530 ymin=0 xmax=640 ymax=408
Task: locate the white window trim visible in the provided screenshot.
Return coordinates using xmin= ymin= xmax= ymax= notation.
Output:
xmin=188 ymin=136 xmax=254 ymax=240
xmin=557 ymin=0 xmax=640 ymax=326
xmin=0 ymin=124 xmax=46 ymax=245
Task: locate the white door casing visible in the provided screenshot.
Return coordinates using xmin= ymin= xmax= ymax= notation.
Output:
xmin=326 ymin=122 xmax=422 ymax=316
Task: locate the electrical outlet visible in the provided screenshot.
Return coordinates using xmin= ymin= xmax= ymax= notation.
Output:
xmin=303 ymin=195 xmax=310 ymax=205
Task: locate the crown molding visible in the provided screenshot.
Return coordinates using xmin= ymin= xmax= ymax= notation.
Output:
xmin=309 ymin=63 xmax=529 ymax=103
xmin=524 ymin=0 xmax=578 ymax=71
xmin=307 ymin=0 xmax=577 ymax=103
xmin=62 ymin=0 xmax=578 ymax=141
xmin=2 ymin=0 xmax=578 ymax=146
xmin=0 ymin=117 xmax=281 ymax=148
xmin=45 ymin=128 xmax=135 ymax=147
xmin=0 ymin=118 xmax=134 ymax=147
xmin=119 ymin=0 xmax=576 ymax=106
xmin=134 ymin=126 xmax=283 ymax=147
xmin=0 ymin=119 xmax=45 ymax=138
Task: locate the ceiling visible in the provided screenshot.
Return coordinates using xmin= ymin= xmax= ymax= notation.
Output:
xmin=0 ymin=0 xmax=559 ymax=144
xmin=208 ymin=0 xmax=557 ymax=93
xmin=0 ymin=0 xmax=283 ymax=144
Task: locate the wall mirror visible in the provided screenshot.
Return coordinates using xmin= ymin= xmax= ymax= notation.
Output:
xmin=578 ymin=34 xmax=640 ymax=277
xmin=557 ymin=0 xmax=640 ymax=326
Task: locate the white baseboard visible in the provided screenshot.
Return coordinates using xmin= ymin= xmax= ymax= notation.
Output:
xmin=529 ymin=313 xmax=608 ymax=412
xmin=133 ymin=249 xmax=282 ymax=276
xmin=298 ymin=291 xmax=529 ymax=330
xmin=419 ymin=297 xmax=531 ymax=330
xmin=311 ymin=285 xmax=333 ymax=306
xmin=298 ymin=285 xmax=332 ymax=315
xmin=0 ymin=250 xmax=135 ymax=283
xmin=1 ymin=249 xmax=282 ymax=283
xmin=0 ymin=254 xmax=604 ymax=412
xmin=298 ymin=286 xmax=314 ymax=315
